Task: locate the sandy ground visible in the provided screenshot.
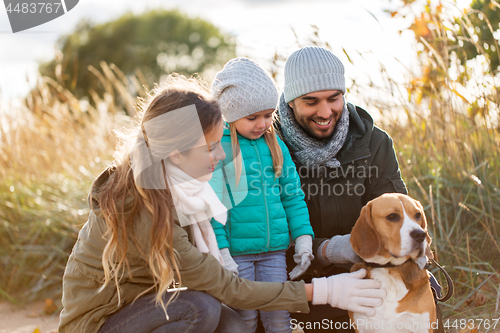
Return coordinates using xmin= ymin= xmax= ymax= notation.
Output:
xmin=1 ymin=300 xmax=498 ymax=333
xmin=0 ymin=301 xmax=59 ymax=333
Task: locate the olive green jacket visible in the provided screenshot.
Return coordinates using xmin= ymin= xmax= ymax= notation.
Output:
xmin=58 ymin=170 xmax=309 ymax=333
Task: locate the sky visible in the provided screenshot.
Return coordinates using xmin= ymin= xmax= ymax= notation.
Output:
xmin=0 ymin=0 xmax=434 ymax=103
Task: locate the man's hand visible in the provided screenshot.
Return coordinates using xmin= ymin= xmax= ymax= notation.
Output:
xmin=321 ymin=234 xmax=361 ymax=264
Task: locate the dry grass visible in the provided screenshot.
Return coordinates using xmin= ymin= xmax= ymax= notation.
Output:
xmin=374 ymin=2 xmax=500 ymax=323
xmin=0 ymin=4 xmax=499 ymax=327
xmin=338 ymin=15 xmax=500 ymax=329
xmin=0 ymin=63 xmax=132 ymax=303
xmin=387 ymin=95 xmax=500 ymax=322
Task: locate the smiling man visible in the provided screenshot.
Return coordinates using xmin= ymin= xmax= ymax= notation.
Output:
xmin=276 ymin=46 xmax=408 ymax=332
xmin=288 ymin=89 xmax=344 ymax=139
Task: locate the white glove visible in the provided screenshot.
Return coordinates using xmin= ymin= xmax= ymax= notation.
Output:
xmin=220 ymin=248 xmax=238 ymax=276
xmin=311 ymin=269 xmax=385 ymax=317
xmin=322 ymin=234 xmax=361 ymax=264
xmin=289 ymin=235 xmax=314 ymax=280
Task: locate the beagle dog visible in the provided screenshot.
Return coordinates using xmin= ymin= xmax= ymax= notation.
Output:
xmin=349 ymin=193 xmax=437 ymax=333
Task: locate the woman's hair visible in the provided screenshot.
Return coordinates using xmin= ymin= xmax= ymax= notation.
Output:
xmin=229 ymin=112 xmax=283 ymax=186
xmin=93 ymin=75 xmax=221 ymax=314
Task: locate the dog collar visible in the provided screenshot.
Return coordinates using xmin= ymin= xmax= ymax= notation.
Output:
xmin=363 ymin=261 xmax=400 ymax=268
xmin=362 ymin=258 xmax=430 ymax=269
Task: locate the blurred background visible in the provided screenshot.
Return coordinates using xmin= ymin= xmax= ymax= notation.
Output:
xmin=0 ymin=0 xmax=499 ymax=331
xmin=1 ymin=0 xmax=425 ymax=102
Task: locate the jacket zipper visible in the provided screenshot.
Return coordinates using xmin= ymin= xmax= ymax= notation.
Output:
xmin=254 ymin=143 xmax=271 ymax=251
xmin=342 ymin=154 xmax=371 ymax=166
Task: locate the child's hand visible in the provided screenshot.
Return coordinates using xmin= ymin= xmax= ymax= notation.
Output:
xmin=289 ymin=235 xmax=314 ymax=280
xmin=220 ymin=248 xmax=239 ymax=276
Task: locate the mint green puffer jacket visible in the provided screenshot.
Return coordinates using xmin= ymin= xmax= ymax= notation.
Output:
xmin=210 ymin=128 xmax=313 ymax=256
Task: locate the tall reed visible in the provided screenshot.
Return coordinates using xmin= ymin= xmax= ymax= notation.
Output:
xmin=0 ymin=62 xmax=134 ymax=302
xmin=347 ymin=1 xmax=500 ymax=320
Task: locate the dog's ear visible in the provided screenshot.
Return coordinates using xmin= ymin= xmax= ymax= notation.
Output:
xmin=424 ymin=222 xmax=433 ymax=260
xmin=424 ymin=228 xmax=434 ymax=260
xmin=351 ymin=202 xmax=380 ymax=260
xmin=425 ymin=243 xmax=434 ymax=260
xmin=413 ymin=198 xmax=434 ymax=260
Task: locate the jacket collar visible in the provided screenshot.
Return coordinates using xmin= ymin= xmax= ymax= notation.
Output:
xmin=88 ymin=166 xmax=137 ymax=216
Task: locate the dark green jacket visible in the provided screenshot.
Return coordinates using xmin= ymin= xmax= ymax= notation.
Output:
xmin=277 ymin=103 xmax=407 ymax=278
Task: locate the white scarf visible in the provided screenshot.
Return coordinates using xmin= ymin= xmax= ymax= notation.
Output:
xmin=165 ymin=162 xmax=227 ymax=264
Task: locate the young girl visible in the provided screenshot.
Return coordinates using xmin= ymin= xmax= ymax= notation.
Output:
xmin=210 ymin=58 xmax=315 ymax=333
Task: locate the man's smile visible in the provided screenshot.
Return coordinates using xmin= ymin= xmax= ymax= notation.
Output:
xmin=312 ymin=119 xmax=332 ymax=128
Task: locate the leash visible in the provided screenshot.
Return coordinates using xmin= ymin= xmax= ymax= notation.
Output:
xmin=428 ymin=258 xmax=454 ymax=302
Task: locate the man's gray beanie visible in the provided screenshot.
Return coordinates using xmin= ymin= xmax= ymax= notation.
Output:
xmin=284 ymin=46 xmax=345 ymax=103
xmin=211 ymin=57 xmax=279 ymax=123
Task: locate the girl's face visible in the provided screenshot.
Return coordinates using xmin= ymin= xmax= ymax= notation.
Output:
xmin=170 ymin=121 xmax=225 ymax=182
xmin=233 ymin=109 xmax=275 ymax=140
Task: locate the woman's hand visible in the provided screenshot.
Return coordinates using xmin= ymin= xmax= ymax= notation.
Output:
xmin=311 ymin=269 xmax=385 ymax=317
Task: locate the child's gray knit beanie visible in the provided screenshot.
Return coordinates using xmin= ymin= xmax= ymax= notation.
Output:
xmin=283 ymin=46 xmax=345 ymax=103
xmin=211 ymin=57 xmax=279 ymax=123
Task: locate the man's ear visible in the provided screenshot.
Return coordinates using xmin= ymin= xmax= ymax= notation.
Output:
xmin=288 ymin=101 xmax=295 ymax=109
xmin=351 ymin=202 xmax=380 ymax=260
xmin=168 ymin=150 xmax=182 ymax=166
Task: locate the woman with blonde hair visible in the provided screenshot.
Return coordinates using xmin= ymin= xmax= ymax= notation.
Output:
xmin=58 ymin=76 xmax=385 ymax=333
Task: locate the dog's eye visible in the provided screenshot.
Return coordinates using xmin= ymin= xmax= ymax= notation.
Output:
xmin=386 ymin=213 xmax=400 ymax=222
xmin=415 ymin=212 xmax=422 ymax=220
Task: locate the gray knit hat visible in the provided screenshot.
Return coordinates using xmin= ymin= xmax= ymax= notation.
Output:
xmin=283 ymin=46 xmax=345 ymax=103
xmin=211 ymin=57 xmax=279 ymax=123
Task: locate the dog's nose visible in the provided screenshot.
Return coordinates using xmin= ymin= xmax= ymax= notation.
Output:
xmin=410 ymin=229 xmax=426 ymax=243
